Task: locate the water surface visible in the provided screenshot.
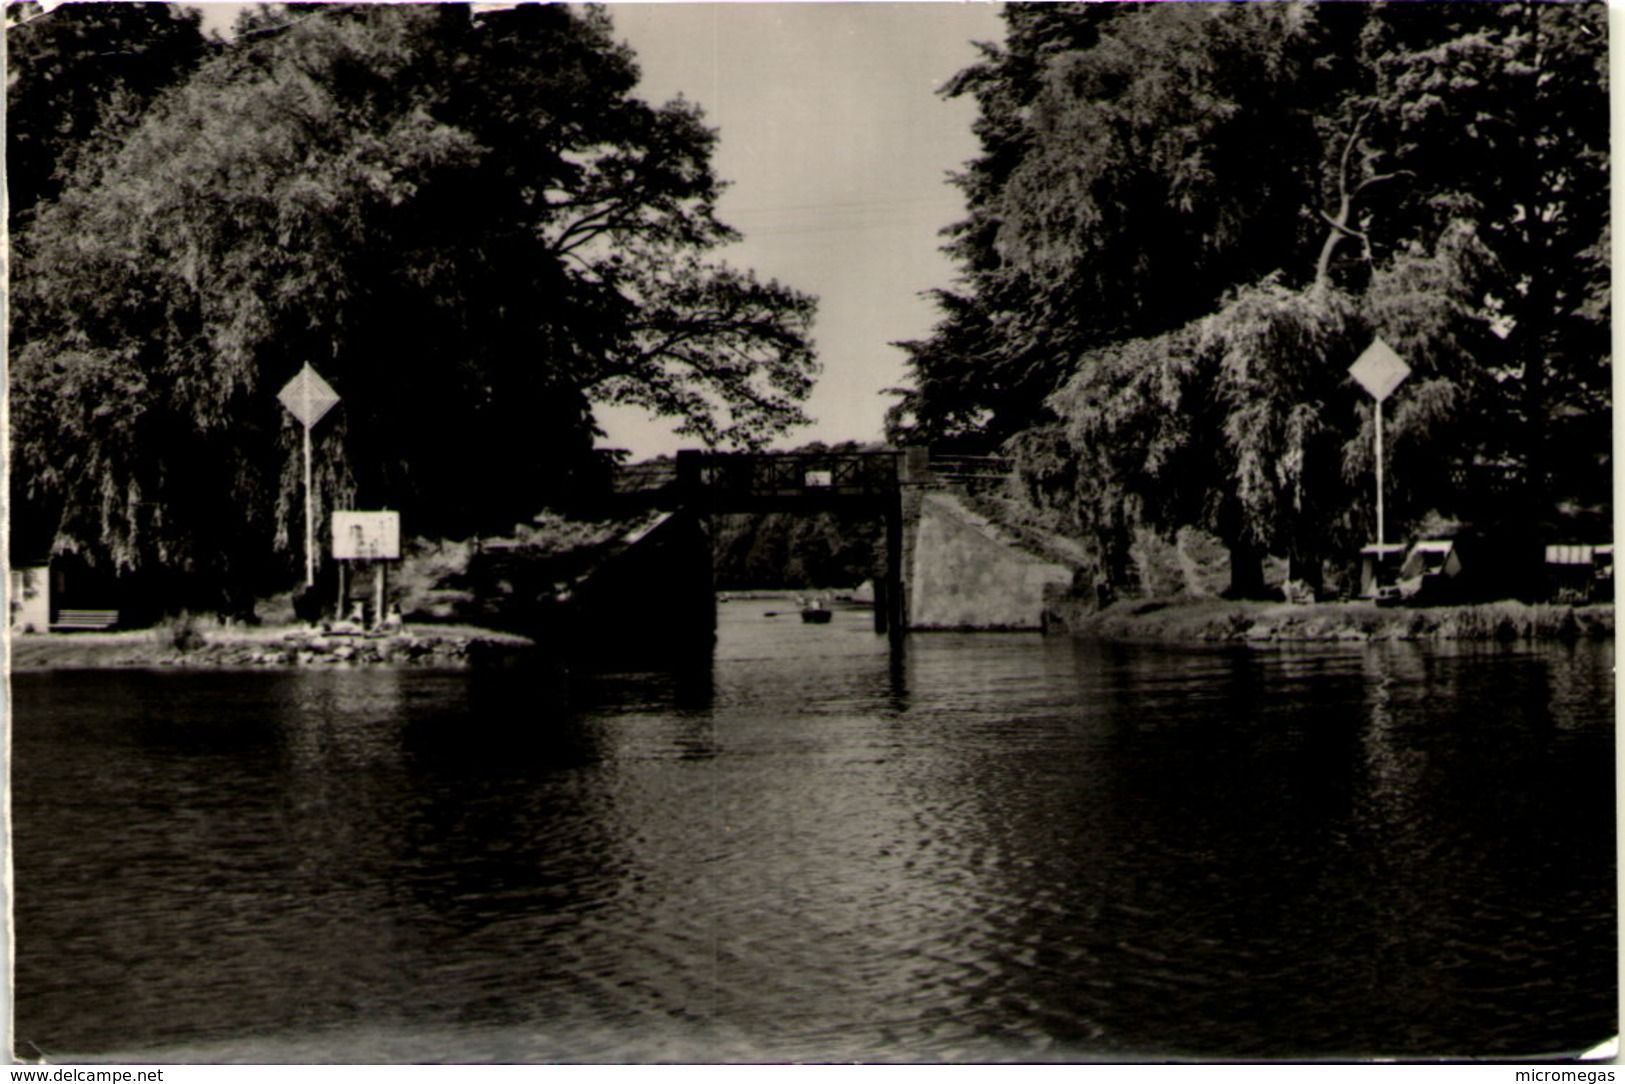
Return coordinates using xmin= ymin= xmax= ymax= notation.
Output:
xmin=11 ymin=604 xmax=1616 ymax=1061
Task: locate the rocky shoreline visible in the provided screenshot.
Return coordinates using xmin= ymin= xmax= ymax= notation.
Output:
xmin=8 ymin=624 xmax=536 ymax=672
xmin=1050 ymin=597 xmax=1615 ymax=643
xmin=9 ymin=599 xmax=1612 ymax=672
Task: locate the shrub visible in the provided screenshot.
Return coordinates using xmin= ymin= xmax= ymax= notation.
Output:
xmin=154 ymin=612 xmax=207 ymax=653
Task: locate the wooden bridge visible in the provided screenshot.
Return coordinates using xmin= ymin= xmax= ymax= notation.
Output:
xmin=671 ymin=448 xmax=1014 ymax=506
xmin=676 ymin=449 xmax=904 ymax=509
xmin=674 ymin=449 xmax=918 ymax=634
xmin=667 ymin=448 xmax=1039 ymax=636
xmin=470 ymin=447 xmax=1067 ymax=657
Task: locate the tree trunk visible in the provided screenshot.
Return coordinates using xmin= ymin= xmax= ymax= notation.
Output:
xmin=1224 ymin=539 xmax=1268 ymax=599
xmin=1105 ymin=524 xmax=1138 ymax=600
xmin=1287 ymin=552 xmax=1324 ymax=596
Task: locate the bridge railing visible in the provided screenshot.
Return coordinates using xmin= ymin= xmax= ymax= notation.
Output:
xmin=638 ymin=448 xmax=1016 ymax=504
xmin=927 ymin=453 xmax=1015 ymax=490
xmin=677 ymin=450 xmax=902 ymax=503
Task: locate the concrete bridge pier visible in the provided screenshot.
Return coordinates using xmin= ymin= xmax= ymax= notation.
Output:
xmin=576 ymin=447 xmax=1083 ymax=649
xmin=872 ymin=494 xmax=905 ymax=639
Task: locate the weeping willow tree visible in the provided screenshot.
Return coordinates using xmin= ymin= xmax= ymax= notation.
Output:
xmin=1042 ymin=284 xmax=1354 ymax=597
xmin=11 ymin=4 xmax=818 ymax=615
xmin=1040 ymin=218 xmax=1506 ymax=598
xmin=914 ymin=2 xmax=1607 ymax=599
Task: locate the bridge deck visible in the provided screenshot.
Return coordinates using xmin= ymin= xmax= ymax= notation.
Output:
xmin=676 ymin=450 xmax=903 ymax=512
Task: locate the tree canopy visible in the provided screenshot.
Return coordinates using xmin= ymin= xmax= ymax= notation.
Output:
xmin=11 ymin=3 xmax=817 ymax=612
xmin=5 ymin=1 xmax=211 ymax=221
xmin=895 ymin=1 xmax=1609 ymax=597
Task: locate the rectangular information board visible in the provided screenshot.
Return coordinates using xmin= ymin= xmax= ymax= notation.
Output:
xmin=332 ymin=511 xmax=400 ymax=560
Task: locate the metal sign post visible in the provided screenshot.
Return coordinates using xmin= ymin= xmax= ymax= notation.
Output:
xmin=278 ymin=364 xmax=341 ymax=587
xmin=1348 ymin=338 xmax=1411 ymax=547
xmin=1376 ymin=397 xmax=1385 ymax=546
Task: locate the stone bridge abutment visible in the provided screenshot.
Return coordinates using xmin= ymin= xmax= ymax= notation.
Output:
xmin=472 ymin=449 xmax=1084 ymax=656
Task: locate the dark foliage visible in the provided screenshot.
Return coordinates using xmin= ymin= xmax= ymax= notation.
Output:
xmin=897 ymin=2 xmax=1609 ymax=596
xmin=10 ymin=4 xmax=817 ymax=614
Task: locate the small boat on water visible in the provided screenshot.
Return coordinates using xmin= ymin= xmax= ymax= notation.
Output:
xmin=799 ymin=597 xmax=833 ymax=624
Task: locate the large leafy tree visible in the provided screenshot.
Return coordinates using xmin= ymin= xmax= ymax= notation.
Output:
xmin=894 ymin=2 xmax=1364 ymax=448
xmin=11 ymin=3 xmax=817 ymax=613
xmin=1396 ymin=3 xmax=1608 ymax=516
xmin=1045 ymin=282 xmax=1363 ymax=597
xmin=903 ymin=1 xmax=1608 ymax=597
xmin=5 ymin=1 xmax=210 ymax=223
xmin=890 ymin=6 xmax=1110 ymax=447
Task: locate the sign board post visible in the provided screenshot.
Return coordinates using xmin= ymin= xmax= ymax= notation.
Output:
xmin=332 ymin=511 xmax=401 ymax=629
xmin=1348 ymin=338 xmax=1411 ymax=548
xmin=278 ymin=364 xmax=341 ymax=588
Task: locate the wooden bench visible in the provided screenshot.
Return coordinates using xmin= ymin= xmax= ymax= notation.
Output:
xmin=51 ymin=609 xmax=120 ymax=631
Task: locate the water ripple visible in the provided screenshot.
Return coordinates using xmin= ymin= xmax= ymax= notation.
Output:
xmin=10 ymin=625 xmax=1615 ymax=1061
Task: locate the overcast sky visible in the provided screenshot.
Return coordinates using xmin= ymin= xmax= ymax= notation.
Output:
xmin=594 ymin=3 xmax=1003 ymax=459
xmin=192 ymin=2 xmax=1005 ymax=459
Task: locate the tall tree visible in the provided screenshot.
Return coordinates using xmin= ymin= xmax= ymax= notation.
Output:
xmin=1391 ymin=3 xmax=1609 ymax=516
xmin=895 ymin=2 xmax=1364 ymax=447
xmin=890 ymin=4 xmax=1123 ymax=447
xmin=907 ymin=1 xmax=1608 ymax=597
xmin=5 ymin=1 xmax=210 ymax=223
xmin=11 ymin=3 xmax=817 ymax=613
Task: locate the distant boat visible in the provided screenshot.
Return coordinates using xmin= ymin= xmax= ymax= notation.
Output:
xmin=800 ymin=598 xmax=833 ymax=624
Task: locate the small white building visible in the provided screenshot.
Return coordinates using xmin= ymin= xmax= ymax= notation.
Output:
xmin=10 ymin=565 xmax=51 ymax=633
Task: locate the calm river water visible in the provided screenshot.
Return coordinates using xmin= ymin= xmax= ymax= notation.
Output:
xmin=11 ymin=603 xmax=1616 ymax=1062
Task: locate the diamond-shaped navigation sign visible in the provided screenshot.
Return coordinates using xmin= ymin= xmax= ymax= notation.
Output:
xmin=1348 ymin=338 xmax=1411 ymax=403
xmin=278 ymin=363 xmax=340 ymax=428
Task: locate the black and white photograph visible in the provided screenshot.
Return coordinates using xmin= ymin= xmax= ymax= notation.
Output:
xmin=5 ymin=0 xmax=1616 ymax=1067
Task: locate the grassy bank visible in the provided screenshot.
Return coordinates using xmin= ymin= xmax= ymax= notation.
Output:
xmin=8 ymin=621 xmax=535 ymax=672
xmin=1052 ymin=597 xmax=1614 ymax=643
